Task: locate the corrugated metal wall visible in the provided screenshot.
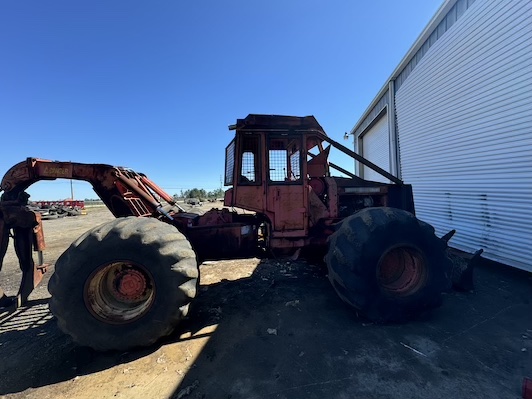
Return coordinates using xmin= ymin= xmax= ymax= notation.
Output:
xmin=361 ymin=113 xmax=390 ymax=182
xmin=395 ymin=0 xmax=532 ymax=271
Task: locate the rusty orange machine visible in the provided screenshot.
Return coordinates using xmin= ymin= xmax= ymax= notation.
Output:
xmin=0 ymin=114 xmax=452 ymax=351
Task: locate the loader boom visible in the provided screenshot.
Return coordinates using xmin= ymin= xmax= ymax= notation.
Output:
xmin=1 ymin=158 xmax=179 ymax=218
xmin=0 ymin=158 xmax=182 ymax=306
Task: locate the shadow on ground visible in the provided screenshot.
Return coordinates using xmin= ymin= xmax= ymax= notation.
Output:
xmin=170 ymin=258 xmax=532 ymax=399
xmin=0 ymin=297 xmax=169 ymax=395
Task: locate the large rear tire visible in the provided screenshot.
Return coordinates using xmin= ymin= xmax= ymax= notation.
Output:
xmin=325 ymin=207 xmax=451 ymax=322
xmin=48 ymin=217 xmax=198 ymax=351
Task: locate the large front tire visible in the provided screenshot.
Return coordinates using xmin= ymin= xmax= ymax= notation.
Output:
xmin=325 ymin=207 xmax=451 ymax=322
xmin=48 ymin=217 xmax=198 ymax=351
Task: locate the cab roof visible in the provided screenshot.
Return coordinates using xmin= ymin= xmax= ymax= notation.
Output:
xmin=229 ymin=114 xmax=327 ymax=135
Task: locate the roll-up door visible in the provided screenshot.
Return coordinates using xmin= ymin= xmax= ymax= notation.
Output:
xmin=361 ymin=113 xmax=390 ymax=183
xmin=395 ymin=0 xmax=532 ymax=271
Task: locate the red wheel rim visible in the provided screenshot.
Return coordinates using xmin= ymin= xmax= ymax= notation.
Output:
xmin=84 ymin=261 xmax=156 ymax=324
xmin=377 ymin=246 xmax=426 ymax=296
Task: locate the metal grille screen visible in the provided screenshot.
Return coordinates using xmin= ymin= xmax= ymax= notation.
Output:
xmin=224 ymin=140 xmax=235 ymax=185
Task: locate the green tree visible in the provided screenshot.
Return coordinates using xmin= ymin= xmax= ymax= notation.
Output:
xmin=186 ymin=188 xmax=206 ymax=200
xmin=208 ymin=188 xmax=224 ymax=199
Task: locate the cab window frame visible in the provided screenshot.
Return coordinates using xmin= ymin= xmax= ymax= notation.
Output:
xmin=267 ymin=134 xmax=303 ymax=185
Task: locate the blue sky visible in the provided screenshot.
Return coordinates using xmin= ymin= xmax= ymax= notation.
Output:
xmin=0 ymin=0 xmax=442 ymax=200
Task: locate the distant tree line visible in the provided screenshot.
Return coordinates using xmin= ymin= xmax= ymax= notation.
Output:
xmin=84 ymin=188 xmax=225 ymax=204
xmin=173 ymin=188 xmax=224 ymax=201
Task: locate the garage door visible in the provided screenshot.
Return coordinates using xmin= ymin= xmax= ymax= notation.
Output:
xmin=361 ymin=113 xmax=390 ymax=183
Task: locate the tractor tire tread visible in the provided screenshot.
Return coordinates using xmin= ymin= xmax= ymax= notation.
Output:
xmin=48 ymin=217 xmax=198 ymax=351
xmin=325 ymin=207 xmax=451 ymax=323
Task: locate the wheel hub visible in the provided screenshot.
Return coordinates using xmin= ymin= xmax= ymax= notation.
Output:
xmin=377 ymin=246 xmax=426 ymax=296
xmin=84 ymin=261 xmax=155 ymax=324
xmin=113 ymin=269 xmax=147 ymax=302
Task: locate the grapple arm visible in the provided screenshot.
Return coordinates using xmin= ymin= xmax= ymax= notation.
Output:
xmin=0 ymin=157 xmax=179 ymax=308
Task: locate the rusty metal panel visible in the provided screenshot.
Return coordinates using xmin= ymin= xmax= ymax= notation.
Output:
xmin=35 ymin=162 xmax=73 ymax=179
xmin=267 ymin=185 xmax=306 ymax=232
xmin=187 ymin=223 xmax=256 ymax=260
xmin=233 ymin=185 xmax=264 ymax=214
xmin=32 ymin=212 xmax=46 ymax=251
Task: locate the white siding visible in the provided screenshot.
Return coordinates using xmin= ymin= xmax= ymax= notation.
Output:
xmin=395 ymin=0 xmax=532 ymax=271
xmin=361 ymin=114 xmax=390 ymax=182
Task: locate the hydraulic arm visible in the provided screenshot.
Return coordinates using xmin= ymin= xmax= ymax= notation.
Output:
xmin=0 ymin=157 xmax=178 ymax=307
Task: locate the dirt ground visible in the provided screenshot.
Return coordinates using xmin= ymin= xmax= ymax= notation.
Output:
xmin=0 ymin=206 xmax=531 ymax=399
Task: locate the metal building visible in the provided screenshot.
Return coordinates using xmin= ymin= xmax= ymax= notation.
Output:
xmin=350 ymin=0 xmax=532 ymax=271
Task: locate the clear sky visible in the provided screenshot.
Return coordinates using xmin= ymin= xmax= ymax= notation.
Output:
xmin=1 ymin=0 xmax=442 ymax=201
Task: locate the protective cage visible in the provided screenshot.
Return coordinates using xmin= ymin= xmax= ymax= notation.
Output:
xmin=224 ymin=139 xmax=236 ymax=186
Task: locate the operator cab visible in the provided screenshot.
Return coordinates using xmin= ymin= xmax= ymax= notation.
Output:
xmin=223 ymin=115 xmax=331 ymax=235
xmin=223 ymin=114 xmax=414 ymax=247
